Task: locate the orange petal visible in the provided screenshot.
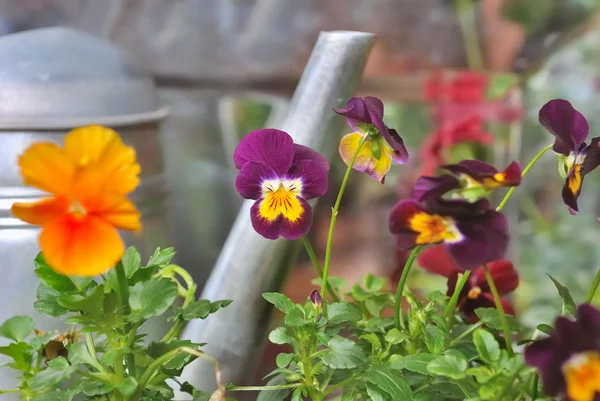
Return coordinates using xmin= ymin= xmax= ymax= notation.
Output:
xmin=85 ymin=195 xmax=142 ymax=231
xmin=40 ymin=213 xmax=125 ymax=276
xmin=11 ymin=197 xmax=70 ymax=225
xmin=18 ymin=143 xmax=75 ymax=196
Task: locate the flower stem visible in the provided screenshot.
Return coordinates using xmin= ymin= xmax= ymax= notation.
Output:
xmin=449 ymin=321 xmax=483 ymax=347
xmin=160 ymin=265 xmax=197 ymax=342
xmin=456 ymin=0 xmax=484 ymax=70
xmin=585 ymin=268 xmax=600 ymax=303
xmin=301 ymin=236 xmax=339 ymax=302
xmin=442 ymin=270 xmax=472 ymax=321
xmin=496 ymin=144 xmax=553 ymax=211
xmin=320 ymin=135 xmax=369 ymax=299
xmin=228 ymin=384 xmax=302 ymax=391
xmin=394 ymin=246 xmax=423 ymax=330
xmin=114 ymin=261 xmax=137 ymax=378
xmin=482 ymin=264 xmax=514 ymax=356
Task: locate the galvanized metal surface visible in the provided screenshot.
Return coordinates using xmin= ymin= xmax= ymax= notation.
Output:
xmin=177 ymin=30 xmax=376 ymax=393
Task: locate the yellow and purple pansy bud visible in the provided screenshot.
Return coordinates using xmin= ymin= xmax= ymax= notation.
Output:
xmin=389 ymin=184 xmax=508 ymax=270
xmin=234 ymin=129 xmax=329 ymax=240
xmin=334 ymin=96 xmax=409 ymax=183
xmin=441 ymin=159 xmax=522 ymax=202
xmin=539 ymin=99 xmax=600 ymax=215
xmin=525 ymin=304 xmax=600 ymax=401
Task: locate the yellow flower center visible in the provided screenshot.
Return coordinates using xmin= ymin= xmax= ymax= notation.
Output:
xmin=563 ymin=351 xmax=600 ymax=401
xmin=568 ymin=164 xmax=583 ymax=195
xmin=259 ymin=179 xmax=303 ymax=222
xmin=468 ymin=286 xmax=482 ymax=299
xmin=408 ymin=212 xmax=462 ymax=245
xmin=68 ymin=200 xmax=87 ymax=217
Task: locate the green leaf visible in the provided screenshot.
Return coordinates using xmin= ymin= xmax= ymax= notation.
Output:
xmin=360 ymin=333 xmax=383 ymax=355
xmin=316 ymin=331 xmax=329 ymax=346
xmin=268 ymin=327 xmax=293 ymax=345
xmin=57 ymin=285 xmax=105 ymax=316
xmin=473 ymin=329 xmax=500 ymax=363
xmin=35 ymin=284 xmax=68 ymax=317
xmin=34 ymin=254 xmax=77 ymax=293
xmin=148 ymin=247 xmax=176 ymax=267
xmin=117 ymin=377 xmax=139 ymax=396
xmin=0 ymin=316 xmax=34 ymax=342
xmin=262 ymin=293 xmax=295 ymax=314
xmin=384 ymin=328 xmax=408 ymax=345
xmin=466 ymin=366 xmax=494 ymax=383
xmin=284 ymin=306 xmax=308 ymax=327
xmin=146 ymin=340 xmax=198 ymax=373
xmin=68 ymin=342 xmax=102 ymax=369
xmin=129 ymin=278 xmax=178 ymax=321
xmin=341 ymin=383 xmax=360 ymax=401
xmin=365 ymin=366 xmax=414 ymax=401
xmin=322 ymin=337 xmax=366 ymax=369
xmin=427 ymin=354 xmax=468 ymax=380
xmin=31 ymin=391 xmax=74 ymax=401
xmin=547 ymin=274 xmax=576 ymax=315
xmin=0 ymin=342 xmax=33 ymax=371
xmin=536 ymin=324 xmax=553 ymax=335
xmin=275 ymin=353 xmax=294 ymax=368
xmin=424 ymin=325 xmax=447 ymax=354
xmin=77 ymin=378 xmax=115 ymax=396
xmin=30 ymin=332 xmax=58 ymax=350
xmin=327 ymin=302 xmax=362 ymax=324
xmin=121 ymin=247 xmax=142 ymax=278
xmin=174 ymin=299 xmax=233 ymax=321
xmin=28 ymin=357 xmax=77 ymax=391
xmin=415 ymin=393 xmax=444 ymax=401
xmin=364 ymin=273 xmax=387 ymax=292
xmin=474 ymin=308 xmax=520 ymax=332
xmin=257 ymin=375 xmax=292 ymax=401
xmin=366 ymin=382 xmax=388 ymax=401
xmin=390 ymin=353 xmax=436 ymax=375
xmin=70 ymin=276 xmax=94 ymax=290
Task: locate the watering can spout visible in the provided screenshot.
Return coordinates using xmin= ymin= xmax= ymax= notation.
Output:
xmin=178 ymin=30 xmax=376 ymax=392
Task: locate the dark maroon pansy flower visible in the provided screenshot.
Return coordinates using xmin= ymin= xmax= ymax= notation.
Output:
xmin=389 ymin=188 xmax=508 ymax=271
xmin=539 ymin=99 xmax=600 ymax=215
xmin=442 ymin=159 xmax=522 ymax=190
xmin=525 ymin=304 xmax=600 ymax=401
xmin=417 ymin=245 xmax=518 ymax=323
xmin=334 ymin=96 xmax=409 ymax=160
xmin=411 ymin=175 xmax=461 ymax=202
xmin=234 ymin=129 xmax=329 ymax=240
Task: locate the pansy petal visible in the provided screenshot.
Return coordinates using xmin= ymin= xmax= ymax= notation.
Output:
xmin=250 ymin=198 xmax=312 ymax=240
xmin=447 ymin=212 xmax=509 ymax=270
xmin=443 ymin=159 xmax=499 ymax=177
xmin=417 ymin=245 xmax=460 ymax=278
xmin=581 ymin=137 xmax=600 ymax=176
xmin=333 ymin=97 xmax=370 ymax=131
xmin=86 ymin=196 xmax=141 ymax=231
xmin=395 ymin=233 xmax=419 ymax=252
xmin=293 ymin=144 xmax=329 ymax=171
xmin=386 ymin=128 xmax=410 ymax=160
xmin=412 ymin=175 xmax=460 ymax=202
xmin=279 ymin=198 xmax=313 ymax=239
xmin=389 ymin=199 xmax=426 ymax=235
xmin=18 ymin=142 xmax=75 ymax=196
xmin=539 ymin=99 xmax=589 ymax=156
xmin=525 ymin=338 xmax=564 ymax=396
xmin=236 ymin=161 xmax=278 ymax=200
xmin=11 ymin=197 xmax=70 ymax=225
xmin=40 ymin=214 xmax=124 ymax=276
xmin=364 ymin=96 xmax=385 ymax=119
xmin=233 ymin=129 xmax=295 ymax=175
xmin=339 ymin=133 xmax=391 ymax=182
xmin=470 ymin=260 xmax=518 ymax=295
xmin=479 ymin=293 xmax=515 ymax=316
xmin=287 ymin=160 xmax=328 ymax=200
xmin=64 ymin=125 xmax=118 ymax=166
xmin=561 ymin=171 xmax=582 ymax=215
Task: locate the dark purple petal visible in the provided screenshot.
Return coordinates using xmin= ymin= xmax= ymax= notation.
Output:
xmin=386 ymin=128 xmax=410 ymax=159
xmin=233 ymin=129 xmax=295 ymax=175
xmin=576 ymin=304 xmax=600 ymax=336
xmin=293 ymin=144 xmax=330 ymax=172
xmin=363 ymin=96 xmax=385 ymax=119
xmin=470 ymin=260 xmax=519 ymax=295
xmin=389 ymin=198 xmax=426 ymax=235
xmin=443 ymin=159 xmax=499 ymax=178
xmin=333 ymin=97 xmax=370 ymax=131
xmin=286 ymin=160 xmax=329 ymax=200
xmin=561 ymin=171 xmax=582 ymax=215
xmin=525 ymin=338 xmax=565 ymax=397
xmin=250 ymin=197 xmax=313 ymax=240
xmin=539 ymin=99 xmax=589 ymax=156
xmin=395 ymin=233 xmax=419 ymax=252
xmin=310 ymin=289 xmax=322 ymax=306
xmin=447 ymin=211 xmax=509 ymax=270
xmin=581 ymin=137 xmax=600 ymax=176
xmin=235 ymin=161 xmax=277 ymax=200
xmin=412 ymin=175 xmax=460 ymax=202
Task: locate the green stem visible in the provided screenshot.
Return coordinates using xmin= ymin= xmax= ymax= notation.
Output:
xmin=228 ymin=384 xmax=302 ymax=391
xmin=160 ymin=265 xmax=198 ymax=342
xmin=496 ymin=144 xmax=553 ymax=211
xmin=442 ymin=270 xmax=472 ymax=321
xmin=456 ymin=0 xmax=484 ymax=70
xmin=585 ymin=268 xmax=600 ymax=303
xmin=394 ymin=246 xmax=423 ymax=330
xmin=84 ymin=331 xmax=97 ymax=362
xmin=320 ymin=135 xmax=369 ymax=299
xmin=301 ymin=236 xmax=339 ymax=302
xmin=531 ymin=373 xmax=539 ymax=399
xmin=449 ymin=321 xmax=483 ymax=347
xmin=114 ymin=262 xmax=136 ymax=380
xmin=482 ymin=264 xmax=514 ymax=356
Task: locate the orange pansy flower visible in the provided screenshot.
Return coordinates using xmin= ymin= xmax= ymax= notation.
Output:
xmin=12 ymin=125 xmax=142 ymax=276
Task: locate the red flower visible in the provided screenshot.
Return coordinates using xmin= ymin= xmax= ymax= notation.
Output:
xmin=417 ymin=245 xmax=518 ymax=323
xmin=425 ymin=71 xmax=488 ymax=103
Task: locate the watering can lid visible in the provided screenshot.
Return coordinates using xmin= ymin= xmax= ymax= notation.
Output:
xmin=0 ymin=27 xmax=167 ymax=130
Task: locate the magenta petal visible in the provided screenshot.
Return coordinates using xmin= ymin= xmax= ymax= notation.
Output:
xmin=539 ymin=99 xmax=589 ymax=156
xmin=412 ymin=175 xmax=460 ymax=202
xmin=235 ymin=161 xmax=277 ymax=200
xmin=250 ymin=200 xmax=283 ymax=240
xmin=279 ymin=198 xmax=313 ymax=239
xmin=363 ymin=96 xmax=385 ymax=119
xmin=333 ymin=97 xmax=369 ymax=131
xmin=389 ymin=198 xmax=425 ymax=235
xmin=395 ymin=233 xmax=419 ymax=252
xmin=233 ymin=129 xmax=295 ymax=175
xmin=250 ymin=198 xmax=313 ymax=240
xmin=293 ymin=144 xmax=329 ymax=172
xmin=387 ymin=128 xmax=410 ymax=158
xmin=442 ymin=159 xmax=499 ymax=178
xmin=286 ymin=160 xmax=329 ymax=200
xmin=447 ymin=212 xmax=509 ymax=270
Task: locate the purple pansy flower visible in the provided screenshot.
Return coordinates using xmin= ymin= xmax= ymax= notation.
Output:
xmin=525 ymin=304 xmax=600 ymax=401
xmin=539 ymin=99 xmax=600 ymax=215
xmin=234 ymin=129 xmax=329 ymax=240
xmin=334 ymin=96 xmax=409 ymax=183
xmin=442 ymin=160 xmax=522 ymax=190
xmin=389 ymin=181 xmax=508 ymax=270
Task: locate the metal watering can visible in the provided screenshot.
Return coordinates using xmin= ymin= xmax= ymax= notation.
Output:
xmin=178 ymin=30 xmax=376 ymax=392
